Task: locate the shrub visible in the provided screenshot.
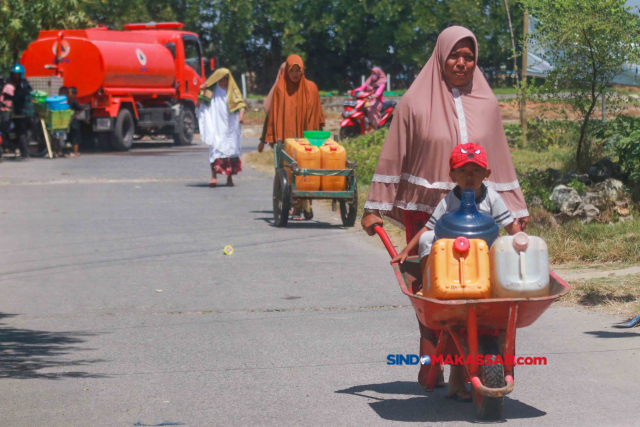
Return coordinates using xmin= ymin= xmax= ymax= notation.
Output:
xmin=517 ymin=170 xmax=560 ymax=212
xmin=597 ymin=115 xmax=640 ymax=197
xmin=342 ymin=128 xmax=388 ymax=185
xmin=504 ymin=119 xmax=579 ymax=151
xmin=567 ymin=178 xmax=586 ymax=196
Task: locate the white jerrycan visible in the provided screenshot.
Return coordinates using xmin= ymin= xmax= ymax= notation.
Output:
xmin=490 ymin=232 xmax=550 ymax=298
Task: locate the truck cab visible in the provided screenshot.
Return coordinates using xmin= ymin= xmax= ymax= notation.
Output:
xmin=21 ymin=22 xmax=208 ymax=151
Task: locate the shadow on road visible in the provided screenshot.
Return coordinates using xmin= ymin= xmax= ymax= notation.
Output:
xmin=253 ymin=215 xmax=347 ymax=230
xmin=0 ymin=313 xmax=106 ymax=380
xmin=336 ymin=381 xmax=546 ymax=422
xmin=584 ymin=330 xmax=640 ymax=339
xmin=185 ymin=183 xmax=235 ymax=188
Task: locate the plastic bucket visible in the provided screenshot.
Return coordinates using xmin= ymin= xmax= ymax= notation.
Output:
xmin=303 ymin=130 xmax=331 ymax=147
xmin=32 ymin=90 xmax=48 ymax=103
xmin=45 ymin=95 xmax=69 ymax=111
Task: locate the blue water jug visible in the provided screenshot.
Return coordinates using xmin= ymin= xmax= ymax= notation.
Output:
xmin=45 ymin=96 xmax=69 ymax=111
xmin=434 ymin=188 xmax=500 ymax=247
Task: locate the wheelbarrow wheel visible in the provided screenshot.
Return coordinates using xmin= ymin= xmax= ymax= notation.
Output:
xmin=273 ymin=168 xmax=291 ymax=227
xmin=339 ymin=183 xmax=358 ymax=227
xmin=473 ymin=343 xmax=505 ymax=420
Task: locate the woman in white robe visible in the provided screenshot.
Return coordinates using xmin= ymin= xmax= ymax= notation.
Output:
xmin=198 ymin=69 xmax=246 ymax=187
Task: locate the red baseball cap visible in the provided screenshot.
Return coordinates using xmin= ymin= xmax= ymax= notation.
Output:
xmin=449 ymin=143 xmax=488 ymax=170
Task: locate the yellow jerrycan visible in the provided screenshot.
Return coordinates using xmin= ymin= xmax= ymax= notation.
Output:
xmin=284 ymin=138 xmax=303 ymax=183
xmin=291 ymin=141 xmax=321 ymax=191
xmin=319 ymin=142 xmax=347 ymax=191
xmin=422 ymin=236 xmax=491 ymax=300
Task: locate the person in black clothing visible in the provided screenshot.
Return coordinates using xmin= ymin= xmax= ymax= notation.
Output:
xmin=4 ymin=64 xmax=33 ymax=159
xmin=67 ymin=86 xmax=83 ymax=158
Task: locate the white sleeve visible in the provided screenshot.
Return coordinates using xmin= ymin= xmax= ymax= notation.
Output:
xmin=426 ymin=197 xmax=448 ymax=229
xmin=490 ymin=189 xmax=515 ymax=228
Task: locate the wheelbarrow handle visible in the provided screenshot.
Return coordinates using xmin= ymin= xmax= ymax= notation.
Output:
xmin=373 ymin=225 xmax=398 ymax=259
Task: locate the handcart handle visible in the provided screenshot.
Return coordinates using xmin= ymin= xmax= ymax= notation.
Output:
xmin=373 ymin=225 xmax=398 ymax=259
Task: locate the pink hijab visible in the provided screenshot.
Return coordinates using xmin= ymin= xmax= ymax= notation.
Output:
xmin=365 ymin=26 xmax=528 ymax=224
xmin=364 ymin=67 xmax=387 ymax=92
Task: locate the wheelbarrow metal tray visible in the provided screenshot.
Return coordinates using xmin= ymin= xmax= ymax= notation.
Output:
xmin=393 ymin=258 xmax=570 ymax=330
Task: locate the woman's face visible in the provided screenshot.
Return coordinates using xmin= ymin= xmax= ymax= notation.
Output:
xmin=218 ymin=75 xmax=229 ymax=89
xmin=288 ymin=65 xmax=302 ymax=83
xmin=370 ymin=70 xmax=377 ymax=81
xmin=444 ymin=38 xmax=476 ymax=87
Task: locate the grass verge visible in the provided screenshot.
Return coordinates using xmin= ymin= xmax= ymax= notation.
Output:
xmin=509 ymin=146 xmax=575 ymax=173
xmin=492 ymin=87 xmax=518 ymax=95
xmin=527 ymin=209 xmax=640 ymax=265
xmin=563 ymin=274 xmax=640 ymax=317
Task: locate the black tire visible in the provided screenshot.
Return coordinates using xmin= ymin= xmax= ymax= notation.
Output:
xmin=339 ymin=182 xmax=358 ymax=227
xmin=111 ymin=108 xmax=134 ymax=151
xmin=273 ymin=168 xmax=291 ymax=227
xmin=340 ymin=125 xmax=359 ymax=140
xmin=26 ymin=119 xmax=48 ymax=158
xmin=173 ymin=106 xmax=195 ymax=146
xmin=473 ymin=340 xmax=505 ymax=420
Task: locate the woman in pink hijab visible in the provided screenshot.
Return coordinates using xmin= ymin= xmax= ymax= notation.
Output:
xmin=361 ymin=26 xmax=529 ymax=400
xmin=353 ymin=66 xmax=387 ymax=131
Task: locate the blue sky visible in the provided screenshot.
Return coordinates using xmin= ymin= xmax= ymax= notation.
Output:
xmin=627 ymin=0 xmax=640 ymax=11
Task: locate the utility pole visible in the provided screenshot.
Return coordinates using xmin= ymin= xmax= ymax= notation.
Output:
xmin=521 ymin=9 xmax=529 ymax=145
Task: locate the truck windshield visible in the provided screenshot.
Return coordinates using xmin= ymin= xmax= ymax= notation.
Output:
xmin=183 ymin=38 xmax=202 ymax=77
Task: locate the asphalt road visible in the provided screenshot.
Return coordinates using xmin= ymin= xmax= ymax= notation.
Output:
xmin=0 ymin=138 xmax=639 ymax=426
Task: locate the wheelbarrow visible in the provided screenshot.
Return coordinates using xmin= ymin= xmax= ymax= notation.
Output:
xmin=373 ymin=225 xmax=570 ymax=420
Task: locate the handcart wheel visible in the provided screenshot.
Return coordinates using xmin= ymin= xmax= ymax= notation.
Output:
xmin=473 ymin=341 xmax=505 ymax=420
xmin=27 ymin=117 xmax=48 ymax=158
xmin=273 ymin=168 xmax=291 ymax=227
xmin=339 ymin=182 xmax=358 ymax=227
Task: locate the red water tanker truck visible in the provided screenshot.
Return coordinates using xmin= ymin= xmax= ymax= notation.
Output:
xmin=21 ymin=22 xmax=208 ymax=150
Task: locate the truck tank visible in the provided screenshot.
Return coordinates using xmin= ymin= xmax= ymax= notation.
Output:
xmin=21 ymin=29 xmax=176 ymax=98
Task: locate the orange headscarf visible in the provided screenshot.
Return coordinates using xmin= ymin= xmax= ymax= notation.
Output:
xmin=265 ymin=55 xmax=325 ymax=143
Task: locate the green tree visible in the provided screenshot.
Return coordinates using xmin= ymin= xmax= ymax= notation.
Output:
xmin=0 ymin=0 xmax=91 ymax=72
xmin=523 ymin=0 xmax=640 ymax=169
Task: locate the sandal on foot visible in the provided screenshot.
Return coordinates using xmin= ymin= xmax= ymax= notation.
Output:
xmin=445 ymin=390 xmax=472 ymax=402
xmin=209 ymin=179 xmax=217 ymax=187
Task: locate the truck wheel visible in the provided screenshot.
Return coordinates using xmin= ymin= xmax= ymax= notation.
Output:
xmin=173 ymin=107 xmax=195 ymax=146
xmin=111 ymin=109 xmax=134 ymax=151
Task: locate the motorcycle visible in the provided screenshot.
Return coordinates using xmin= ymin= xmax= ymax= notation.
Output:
xmin=339 ymin=90 xmax=396 ymax=139
xmin=0 ymin=114 xmax=48 ymax=158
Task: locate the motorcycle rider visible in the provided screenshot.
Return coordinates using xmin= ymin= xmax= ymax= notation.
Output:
xmin=4 ymin=65 xmax=33 ymax=159
xmin=352 ymin=67 xmax=387 ymax=132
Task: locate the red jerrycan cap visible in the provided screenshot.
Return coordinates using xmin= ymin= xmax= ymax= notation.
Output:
xmin=512 ymin=232 xmax=529 ymax=251
xmin=453 ymin=236 xmax=470 ymax=254
xmin=330 ymin=146 xmax=338 ymax=152
xmin=305 ymin=146 xmax=313 ymax=152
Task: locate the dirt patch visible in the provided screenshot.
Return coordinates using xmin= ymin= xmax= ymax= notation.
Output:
xmin=560 ymin=273 xmax=640 ymax=317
